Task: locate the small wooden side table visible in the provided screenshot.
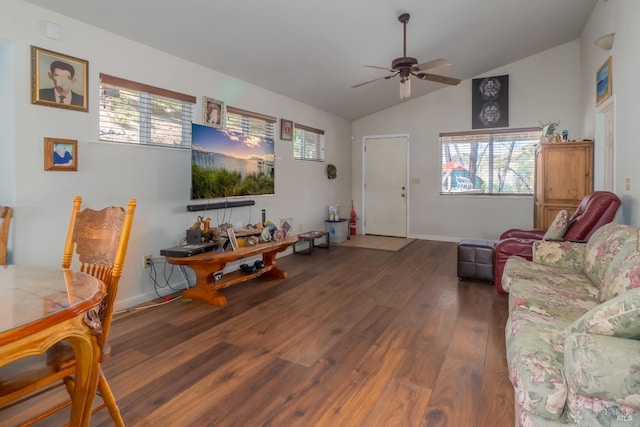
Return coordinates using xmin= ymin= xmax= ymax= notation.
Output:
xmin=294 ymin=231 xmax=330 ymax=255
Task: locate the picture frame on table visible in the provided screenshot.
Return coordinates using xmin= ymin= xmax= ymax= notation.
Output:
xmin=227 ymin=228 xmax=238 ymax=251
xmin=596 ymin=56 xmax=612 ymax=107
xmin=31 ymin=46 xmax=88 ymax=112
xmin=203 ymin=96 xmax=225 ymax=128
xmin=44 ymin=137 xmax=77 ymax=171
xmin=280 ymin=119 xmax=293 ymax=141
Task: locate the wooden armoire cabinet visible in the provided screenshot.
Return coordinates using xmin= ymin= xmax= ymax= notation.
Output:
xmin=533 ymin=140 xmax=593 ymax=229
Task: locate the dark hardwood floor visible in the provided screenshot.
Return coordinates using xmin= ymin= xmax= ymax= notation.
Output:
xmin=1 ymin=240 xmax=514 ymax=426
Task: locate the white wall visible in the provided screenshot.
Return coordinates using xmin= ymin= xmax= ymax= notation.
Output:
xmin=352 ymin=40 xmax=583 ymax=241
xmin=581 ymin=0 xmax=640 ymax=225
xmin=0 ymin=0 xmax=352 ymax=309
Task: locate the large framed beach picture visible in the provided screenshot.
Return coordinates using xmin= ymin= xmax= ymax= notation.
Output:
xmin=191 ymin=123 xmax=275 ymax=199
xmin=596 ymin=56 xmax=612 ymax=107
xmin=31 ymin=46 xmax=88 ymax=112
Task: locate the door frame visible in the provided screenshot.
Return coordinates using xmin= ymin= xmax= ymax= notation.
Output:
xmin=362 ymin=134 xmax=410 ymax=236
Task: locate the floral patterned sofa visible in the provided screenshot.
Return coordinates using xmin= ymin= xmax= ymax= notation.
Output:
xmin=502 ymin=223 xmax=640 ymax=426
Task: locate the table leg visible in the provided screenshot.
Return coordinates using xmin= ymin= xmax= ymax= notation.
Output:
xmin=65 ymin=322 xmax=102 ymax=426
xmin=182 ymin=262 xmax=229 ymax=306
xmin=183 ymin=285 xmax=228 ymax=306
xmin=260 ymin=251 xmax=288 ymax=279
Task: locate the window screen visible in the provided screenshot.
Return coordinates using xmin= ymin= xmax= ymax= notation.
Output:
xmin=294 ymin=124 xmax=325 ymax=161
xmin=440 ymin=127 xmax=541 ymax=195
xmin=226 ymin=106 xmax=276 ymax=141
xmin=99 ymin=74 xmax=195 ymax=148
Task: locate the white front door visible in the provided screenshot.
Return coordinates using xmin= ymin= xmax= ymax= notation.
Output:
xmin=364 ymin=136 xmax=408 ymax=237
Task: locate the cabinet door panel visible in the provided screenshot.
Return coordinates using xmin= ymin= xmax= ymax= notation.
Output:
xmin=542 ymin=147 xmax=591 ymax=202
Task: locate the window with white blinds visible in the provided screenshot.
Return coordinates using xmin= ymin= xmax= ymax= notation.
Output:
xmin=99 ymin=74 xmax=195 ymax=148
xmin=440 ymin=127 xmax=541 ymax=195
xmin=225 ymin=106 xmax=276 ymax=142
xmin=294 ymin=124 xmax=325 ymax=161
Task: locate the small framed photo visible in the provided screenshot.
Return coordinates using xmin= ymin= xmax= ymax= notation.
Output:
xmin=227 ymin=228 xmax=238 ymax=251
xmin=44 ymin=137 xmax=77 ymax=171
xmin=203 ymin=96 xmax=225 ymax=128
xmin=280 ymin=119 xmax=293 ymax=141
xmin=596 ymin=56 xmax=612 ymax=107
xmin=31 ymin=46 xmax=88 ymax=112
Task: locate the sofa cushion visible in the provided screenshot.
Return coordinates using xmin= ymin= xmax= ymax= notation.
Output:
xmin=555 ymin=289 xmax=640 ymax=349
xmin=584 ymin=224 xmax=638 ymax=289
xmin=543 ymin=210 xmax=570 ymax=241
xmin=533 ymin=240 xmax=586 ymax=272
xmin=599 ymin=231 xmax=640 ymax=301
xmin=506 ymin=310 xmax=570 ymax=420
xmin=564 ymin=333 xmax=640 ymax=424
xmin=503 ymin=255 xmax=587 ymax=294
xmin=509 ymin=278 xmax=600 ymax=324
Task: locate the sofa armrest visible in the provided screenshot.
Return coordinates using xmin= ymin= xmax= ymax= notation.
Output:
xmin=532 ymin=240 xmax=586 ymax=271
xmin=564 ymin=333 xmax=640 ymax=410
xmin=493 ymin=238 xmax=535 ymax=293
xmin=499 ymin=228 xmax=545 ymax=240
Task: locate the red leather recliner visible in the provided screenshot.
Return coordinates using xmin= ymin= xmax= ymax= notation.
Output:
xmin=493 ymin=191 xmax=621 ymax=293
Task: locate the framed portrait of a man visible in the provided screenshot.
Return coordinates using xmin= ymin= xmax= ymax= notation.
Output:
xmin=202 ymin=96 xmax=225 ymax=128
xmin=31 ymin=46 xmax=88 ymax=112
xmin=44 ymin=137 xmax=77 ymax=171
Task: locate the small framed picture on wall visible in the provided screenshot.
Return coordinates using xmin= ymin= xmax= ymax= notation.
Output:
xmin=203 ymin=96 xmax=225 ymax=128
xmin=280 ymin=119 xmax=293 ymax=141
xmin=44 ymin=137 xmax=77 ymax=171
xmin=31 ymin=46 xmax=88 ymax=112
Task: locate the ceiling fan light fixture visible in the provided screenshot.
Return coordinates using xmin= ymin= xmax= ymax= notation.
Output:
xmin=400 ymin=78 xmax=411 ymax=99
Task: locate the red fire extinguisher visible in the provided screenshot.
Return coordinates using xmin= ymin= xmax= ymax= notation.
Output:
xmin=349 ymin=200 xmax=357 ymax=235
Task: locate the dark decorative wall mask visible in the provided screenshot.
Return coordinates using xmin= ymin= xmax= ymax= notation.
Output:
xmin=472 ymin=75 xmax=509 ymax=129
xmin=327 ymin=164 xmax=337 ymax=179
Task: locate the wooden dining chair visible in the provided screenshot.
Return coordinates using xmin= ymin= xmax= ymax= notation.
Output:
xmin=0 ymin=206 xmax=12 ymax=265
xmin=0 ymin=196 xmax=136 ymax=426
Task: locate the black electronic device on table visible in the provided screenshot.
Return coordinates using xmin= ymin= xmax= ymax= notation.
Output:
xmin=160 ymin=242 xmax=216 ymax=257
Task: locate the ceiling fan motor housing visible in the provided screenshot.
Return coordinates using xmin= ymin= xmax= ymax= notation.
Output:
xmin=391 ymin=57 xmax=418 ymax=70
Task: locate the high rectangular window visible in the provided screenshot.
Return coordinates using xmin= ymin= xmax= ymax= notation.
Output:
xmin=440 ymin=127 xmax=541 ymax=195
xmin=99 ymin=74 xmax=195 ymax=148
xmin=225 ymin=106 xmax=276 ymax=142
xmin=294 ymin=124 xmax=325 ymax=161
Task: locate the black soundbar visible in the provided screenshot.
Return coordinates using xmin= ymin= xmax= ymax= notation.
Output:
xmin=187 ymin=200 xmax=255 ymax=212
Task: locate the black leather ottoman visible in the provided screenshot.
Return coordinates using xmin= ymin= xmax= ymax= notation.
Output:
xmin=457 ymin=239 xmax=496 ymax=284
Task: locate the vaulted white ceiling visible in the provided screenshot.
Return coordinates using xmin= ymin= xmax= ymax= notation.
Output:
xmin=25 ymin=0 xmax=597 ymax=120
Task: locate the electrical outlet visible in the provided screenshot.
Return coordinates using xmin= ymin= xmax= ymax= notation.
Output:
xmin=143 ymin=255 xmax=152 ymax=268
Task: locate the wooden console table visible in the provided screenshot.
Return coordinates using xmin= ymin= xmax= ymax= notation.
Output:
xmin=164 ymin=234 xmax=298 ymax=306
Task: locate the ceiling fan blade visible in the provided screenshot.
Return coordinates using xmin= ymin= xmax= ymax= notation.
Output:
xmin=415 ymin=72 xmax=461 ymax=86
xmin=351 ymin=74 xmax=396 ymax=89
xmin=413 ymin=58 xmax=451 ymax=72
xmin=363 ymin=65 xmax=396 ymax=73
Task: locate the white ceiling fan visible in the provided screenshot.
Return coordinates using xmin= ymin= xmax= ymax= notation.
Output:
xmin=352 ymin=13 xmax=461 ymax=99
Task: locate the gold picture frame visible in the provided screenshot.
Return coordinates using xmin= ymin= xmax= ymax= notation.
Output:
xmin=596 ymin=56 xmax=612 ymax=107
xmin=31 ymin=46 xmax=88 ymax=112
xmin=202 ymin=96 xmax=225 ymax=128
xmin=280 ymin=119 xmax=293 ymax=141
xmin=44 ymin=137 xmax=77 ymax=171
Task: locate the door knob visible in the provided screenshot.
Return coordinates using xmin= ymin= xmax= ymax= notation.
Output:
xmin=401 ymin=193 xmax=405 ymax=198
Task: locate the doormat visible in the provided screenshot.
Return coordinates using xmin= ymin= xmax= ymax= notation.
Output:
xmin=335 ymin=235 xmax=415 ymax=252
